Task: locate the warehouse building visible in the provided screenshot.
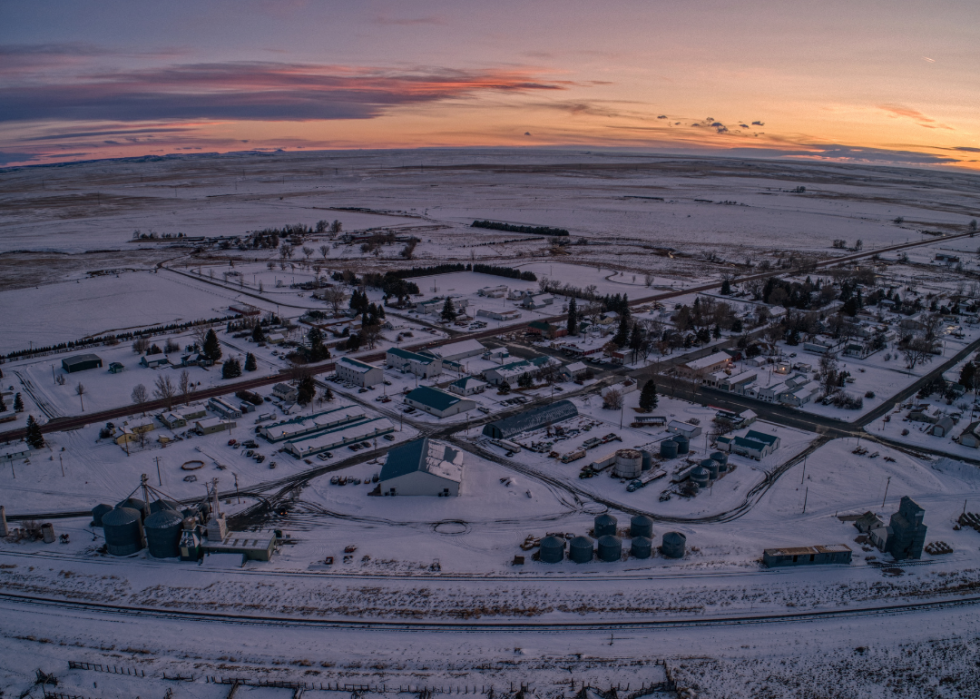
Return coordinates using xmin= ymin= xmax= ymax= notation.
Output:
xmin=62 ymin=353 xmax=103 ymax=373
xmin=283 ymin=417 xmax=394 ymax=458
xmin=336 ymin=356 xmax=384 ymax=387
xmin=208 ymin=397 xmax=242 ymax=419
xmin=405 ymin=386 xmax=476 ymax=418
xmin=259 ymin=405 xmax=365 ymax=442
xmin=483 ymin=400 xmax=578 ymax=439
xmin=763 ymin=544 xmax=852 ymax=567
xmin=379 ymin=438 xmax=464 ymax=496
xmin=423 ymin=339 xmax=486 ymax=363
xmin=678 ymin=351 xmax=731 ymax=381
xmin=195 ymin=417 xmax=236 ymax=435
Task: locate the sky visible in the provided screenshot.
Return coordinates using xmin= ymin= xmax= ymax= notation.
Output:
xmin=1 ymin=0 xmax=979 ymax=169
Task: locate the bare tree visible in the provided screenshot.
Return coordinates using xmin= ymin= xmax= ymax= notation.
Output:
xmin=323 ymin=287 xmax=347 ymax=315
xmin=154 ymin=374 xmax=177 ymax=409
xmin=131 ymin=384 xmax=148 ymax=415
xmin=302 ymin=246 xmax=314 ymax=263
xmin=602 ymin=388 xmax=623 ymax=410
xmin=329 ymin=219 xmax=342 ymax=235
xmin=132 ymin=337 xmax=150 ymax=354
xmin=75 ymin=382 xmax=86 ymax=411
xmin=319 ymin=244 xmax=330 ymax=261
xmin=902 ymin=336 xmax=935 ymax=372
xmin=179 ymin=369 xmax=192 ymax=405
xmin=191 ymin=322 xmax=210 ymax=349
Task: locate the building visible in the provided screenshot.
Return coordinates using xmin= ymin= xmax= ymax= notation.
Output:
xmin=195 ymin=417 xmax=236 ymax=435
xmin=140 ymin=355 xmax=171 ymax=369
xmin=405 ymin=386 xmax=476 ymax=418
xmin=718 ymin=370 xmax=758 ymax=394
xmin=336 ymin=356 xmax=384 ymax=387
xmin=208 ymin=397 xmax=242 ymax=419
xmin=714 ymin=408 xmax=757 ymax=428
xmin=666 ymin=420 xmax=702 ymax=440
xmin=272 ymin=383 xmax=298 ymax=403
xmin=158 ymin=412 xmax=187 ymax=430
xmin=477 ymin=308 xmax=523 ymax=322
xmin=678 ymin=351 xmax=731 ymax=381
xmin=483 ymin=360 xmax=534 ymax=386
xmin=379 ymin=438 xmax=464 ymax=496
xmin=930 ymin=416 xmax=956 ymax=437
xmin=181 ymin=353 xmax=213 ymax=367
xmin=449 ymin=376 xmax=489 ymax=396
xmin=259 ymin=405 xmax=364 ymax=442
xmin=108 ymin=362 xmax=125 ymax=374
xmin=424 ymin=338 xmax=486 ymax=363
xmin=803 ymin=337 xmax=841 ymax=356
xmin=62 ymin=353 xmax=103 ymax=373
xmin=777 ymin=380 xmax=822 ymax=407
xmin=957 ymin=422 xmax=980 ymax=448
xmin=283 ymin=417 xmax=394 ymax=458
xmin=526 ymin=320 xmax=567 ymax=340
xmin=0 ymin=445 xmax=30 ymax=463
xmin=181 ymin=404 xmax=208 ymax=421
xmin=935 ymin=252 xmax=960 ymax=264
xmin=417 ymin=296 xmax=469 ymax=316
xmin=386 ymin=348 xmax=443 ymax=378
xmin=482 ymin=400 xmax=578 ymax=439
xmin=478 ymin=285 xmax=509 ymax=298
xmin=520 ymin=293 xmax=554 ymax=309
xmin=203 ymin=531 xmax=277 ymax=562
xmin=763 ymin=544 xmax=852 ymax=567
xmin=483 ymin=347 xmax=511 ymax=364
xmin=561 ymin=362 xmax=589 ymax=381
xmin=715 ymin=429 xmax=780 ymax=460
xmin=886 ymin=496 xmax=927 ymax=560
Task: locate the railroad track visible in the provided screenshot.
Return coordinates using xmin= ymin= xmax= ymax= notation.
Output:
xmin=1 ymin=590 xmax=978 ymax=631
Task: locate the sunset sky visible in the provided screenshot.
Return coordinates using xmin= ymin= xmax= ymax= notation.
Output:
xmin=1 ymin=0 xmax=978 ymax=168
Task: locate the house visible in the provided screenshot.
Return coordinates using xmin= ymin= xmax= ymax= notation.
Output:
xmin=405 ymin=386 xmax=476 ymax=418
xmin=417 ymin=296 xmax=469 ymax=316
xmin=158 ymin=412 xmax=187 ymax=430
xmin=957 ymin=421 xmax=980 ymax=448
xmin=181 ymin=404 xmax=208 ymax=421
xmin=483 ymin=400 xmax=578 ymax=439
xmin=526 ymin=320 xmax=567 ymax=340
xmin=561 ymin=362 xmax=589 ymax=381
xmin=935 ymin=252 xmax=960 ymax=264
xmin=62 ymin=353 xmax=103 ymax=373
xmin=483 ymin=347 xmax=511 ymax=364
xmin=379 ymin=438 xmax=464 ymax=496
xmin=745 ymin=429 xmax=780 ymax=451
xmin=853 ymin=511 xmax=884 ymax=534
xmin=886 ymin=496 xmax=927 ymax=560
xmin=763 ymin=544 xmax=852 ymax=567
xmin=908 ymin=405 xmax=940 ymax=423
xmin=386 ymin=348 xmax=443 ymax=378
xmin=803 ymin=337 xmax=841 ymax=356
xmin=477 ymin=308 xmax=523 ymax=322
xmin=273 ymin=383 xmax=299 ymax=403
xmin=0 ymin=445 xmax=31 ymax=463
xmin=140 ymin=355 xmax=171 ymax=369
xmin=777 ymin=381 xmax=821 ymax=407
xmin=483 ymin=360 xmax=534 ymax=386
xmin=424 ymin=339 xmax=486 ymax=363
xmin=195 ymin=417 xmax=236 ymax=435
xmin=520 ymin=293 xmax=554 ymax=310
xmin=449 ymin=376 xmax=488 ymax=396
xmin=508 ymin=288 xmax=535 ymax=301
xmin=108 ymin=362 xmax=125 ymax=374
xmin=678 ymin=351 xmax=731 ymax=381
xmin=719 ymin=370 xmax=758 ymax=394
xmin=930 ymin=415 xmax=956 ymax=437
xmin=336 ymin=356 xmax=384 ymax=387
xmin=478 ymin=285 xmax=508 ymax=298
xmin=181 ymin=353 xmax=213 ymax=367
xmin=208 ymin=398 xmax=242 ymax=419
xmin=714 ymin=408 xmax=757 ymax=428
xmin=666 ymin=420 xmax=702 ymax=440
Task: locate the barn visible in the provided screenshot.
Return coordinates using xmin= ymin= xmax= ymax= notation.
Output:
xmin=61 ymin=353 xmax=103 ymax=373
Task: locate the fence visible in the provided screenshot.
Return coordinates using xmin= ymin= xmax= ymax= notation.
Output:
xmin=68 ymin=661 xmax=145 ymax=677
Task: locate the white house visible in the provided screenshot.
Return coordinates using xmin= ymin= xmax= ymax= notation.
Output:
xmin=561 ymin=361 xmax=589 ymax=380
xmin=272 ymin=383 xmax=298 ymax=403
xmin=520 ymin=293 xmax=554 ymax=309
xmin=379 ymin=438 xmax=464 ymax=496
xmin=386 ymin=348 xmax=443 ymax=378
xmin=0 ymin=445 xmax=30 ymax=463
xmin=337 ymin=356 xmax=384 ymax=387
xmin=449 ymin=376 xmax=488 ymax=396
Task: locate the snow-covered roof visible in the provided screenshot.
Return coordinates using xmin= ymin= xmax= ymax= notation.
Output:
xmin=685 ymin=351 xmax=731 ymax=371
xmin=340 ymin=356 xmax=379 ymax=373
xmin=380 ymin=438 xmax=464 ymax=483
xmin=427 ymin=338 xmax=485 ymax=359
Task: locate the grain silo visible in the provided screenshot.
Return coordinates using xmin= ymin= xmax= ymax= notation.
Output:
xmin=144 ymin=508 xmax=184 ymax=559
xmin=41 ymin=523 xmax=55 ymax=544
xmin=613 ymin=449 xmax=643 ymax=479
xmin=673 ymin=434 xmax=690 ymax=455
xmin=661 ymin=531 xmax=686 ymax=558
xmin=539 ymin=535 xmax=565 ymax=563
xmin=90 ymin=503 xmax=113 ymax=527
xmin=631 ymin=536 xmax=653 ymax=559
xmin=117 ymin=497 xmax=148 ymax=521
xmin=102 ymin=506 xmax=145 ymax=556
xmin=641 ymin=450 xmax=653 ymax=471
xmin=597 ymin=535 xmax=622 ymax=562
xmin=594 ymin=513 xmax=618 ymax=537
xmin=660 ymin=440 xmax=678 ymax=459
xmin=149 ymin=499 xmax=179 ymax=515
xmin=700 ymin=458 xmax=719 ymax=480
xmin=630 ymin=515 xmax=653 ymax=539
xmin=689 ymin=465 xmax=709 ymax=488
xmin=569 ymin=535 xmax=594 ymax=563
xmin=710 ymin=451 xmax=728 ymax=467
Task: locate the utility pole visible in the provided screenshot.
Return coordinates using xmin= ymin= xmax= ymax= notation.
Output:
xmin=882 ymin=476 xmax=891 ymax=508
xmin=802 ymin=486 xmax=808 ymax=514
xmin=155 ymin=456 xmax=162 ymax=486
xmin=60 ymin=454 xmax=64 ymax=477
xmin=801 ymin=454 xmax=807 ymax=484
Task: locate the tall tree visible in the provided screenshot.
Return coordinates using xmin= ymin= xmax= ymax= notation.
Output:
xmin=441 ymin=297 xmax=457 ymax=322
xmin=13 ymin=393 xmax=23 ymax=412
xmin=639 ymin=379 xmax=659 ymax=412
xmin=203 ymin=329 xmax=222 ymax=362
xmin=297 ymin=376 xmax=316 ymax=405
xmin=154 ymin=374 xmax=177 ymax=408
xmin=567 ymin=297 xmax=578 ymax=336
xmin=720 ymin=278 xmax=732 ymax=296
xmin=26 ymin=415 xmax=45 ymax=449
xmin=244 ymin=352 xmax=258 ymax=372
xmin=0 ymin=392 xmax=5 ymax=412
xmin=251 ymin=324 xmax=265 ymax=343
xmin=613 ymin=314 xmax=630 ymax=347
xmin=131 ymin=384 xmax=148 ymax=415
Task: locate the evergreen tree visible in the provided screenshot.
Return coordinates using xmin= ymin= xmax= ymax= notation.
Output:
xmin=297 ymin=376 xmax=316 ymax=405
xmin=0 ymin=393 xmax=5 ymax=412
xmin=244 ymin=352 xmax=257 ymax=371
xmin=731 ymin=318 xmax=743 ymax=333
xmin=441 ymin=297 xmax=457 ymax=322
xmin=613 ymin=314 xmax=630 ymax=347
xmin=567 ymin=297 xmax=578 ymax=336
xmin=498 ymin=380 xmax=511 ymax=395
xmin=203 ymin=329 xmax=222 ymax=362
xmin=251 ymin=324 xmax=265 ymax=343
xmin=26 ymin=415 xmax=45 ymax=449
xmin=960 ymin=361 xmax=977 ymax=391
xmin=222 ymin=358 xmax=241 ymax=379
xmin=713 ymin=324 xmax=722 ymax=339
xmin=13 ymin=393 xmax=24 ymax=412
xmin=638 ymin=379 xmax=658 ymax=412
xmin=720 ymin=278 xmax=732 ymax=295
xmin=323 ymin=386 xmax=334 ymax=403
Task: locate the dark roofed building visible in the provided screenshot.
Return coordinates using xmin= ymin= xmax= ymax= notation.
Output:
xmin=886 ymin=496 xmax=927 ymax=560
xmin=379 ymin=438 xmax=464 ymax=496
xmin=482 ymin=400 xmax=578 ymax=439
xmin=62 ymin=353 xmax=103 ymax=373
xmin=404 ymin=385 xmax=476 ymax=418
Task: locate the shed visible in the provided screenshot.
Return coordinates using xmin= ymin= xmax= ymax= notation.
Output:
xmin=62 ymin=353 xmax=103 ymax=373
xmin=666 ymin=420 xmax=702 ymax=440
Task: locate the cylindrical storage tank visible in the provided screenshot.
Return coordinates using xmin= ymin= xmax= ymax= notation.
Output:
xmin=42 ymin=523 xmax=55 ymax=544
xmin=91 ymin=503 xmax=113 ymax=527
xmin=150 ymin=499 xmax=178 ymax=515
xmin=613 ymin=449 xmax=643 ymax=479
xmin=569 ymin=535 xmax=594 ymax=563
xmin=673 ymin=434 xmax=690 ymax=455
xmin=144 ymin=508 xmax=184 ymax=559
xmin=539 ymin=535 xmax=565 ymax=564
xmin=631 ymin=536 xmax=653 ymax=559
xmin=710 ymin=451 xmax=728 ymax=467
xmin=661 ymin=531 xmax=687 ymax=559
xmin=700 ymin=459 xmax=719 ymax=480
xmin=181 ymin=507 xmax=198 ymax=519
xmin=594 ymin=513 xmax=618 ymax=537
xmin=117 ymin=498 xmax=148 ymax=521
xmin=689 ymin=466 xmax=709 ymax=488
xmin=597 ymin=535 xmax=622 ymax=562
xmin=630 ymin=515 xmax=653 ymax=539
xmin=660 ymin=440 xmax=678 ymax=459
xmin=641 ymin=450 xmax=652 ymax=472
xmin=102 ymin=507 xmax=144 ymax=556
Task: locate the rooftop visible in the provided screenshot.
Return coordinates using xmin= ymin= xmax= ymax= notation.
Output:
xmin=380 ymin=438 xmax=464 ymax=483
